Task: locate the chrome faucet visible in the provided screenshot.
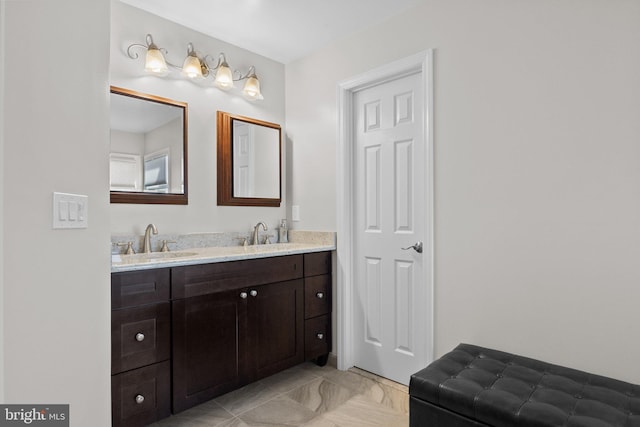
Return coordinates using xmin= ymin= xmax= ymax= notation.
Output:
xmin=142 ymin=223 xmax=158 ymax=253
xmin=252 ymin=222 xmax=267 ymax=245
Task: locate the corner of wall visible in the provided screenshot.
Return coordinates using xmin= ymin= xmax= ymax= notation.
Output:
xmin=0 ymin=0 xmax=6 ymax=403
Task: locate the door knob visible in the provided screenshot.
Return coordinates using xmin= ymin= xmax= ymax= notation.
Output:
xmin=401 ymin=241 xmax=423 ymax=253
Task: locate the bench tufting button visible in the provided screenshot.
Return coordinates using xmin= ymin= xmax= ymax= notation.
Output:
xmin=496 ymin=374 xmax=503 ymax=378
xmin=575 ymin=395 xmax=582 ymax=399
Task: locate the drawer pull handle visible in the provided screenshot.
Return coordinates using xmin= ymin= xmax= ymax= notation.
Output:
xmin=135 ymin=394 xmax=145 ymax=404
xmin=316 ymin=292 xmax=324 ymax=299
xmin=240 ymin=292 xmax=248 ymax=299
xmin=250 ymin=290 xmax=258 ymax=297
xmin=135 ymin=333 xmax=145 ymax=342
xmin=316 ymin=333 xmax=324 ymax=340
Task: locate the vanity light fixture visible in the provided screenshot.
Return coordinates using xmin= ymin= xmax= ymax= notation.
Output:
xmin=127 ymin=34 xmax=264 ymax=101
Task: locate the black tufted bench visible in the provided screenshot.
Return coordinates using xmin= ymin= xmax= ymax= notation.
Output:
xmin=409 ymin=343 xmax=640 ymax=427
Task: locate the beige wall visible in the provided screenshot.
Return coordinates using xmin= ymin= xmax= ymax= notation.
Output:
xmin=110 ymin=1 xmax=287 ymax=236
xmin=286 ymin=0 xmax=640 ymax=382
xmin=2 ymin=0 xmax=111 ymax=424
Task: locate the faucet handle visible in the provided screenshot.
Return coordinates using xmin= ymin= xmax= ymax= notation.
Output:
xmin=160 ymin=240 xmax=176 ymax=252
xmin=117 ymin=242 xmax=135 ymax=255
xmin=237 ymin=237 xmax=249 ymax=247
xmin=263 ymin=236 xmax=271 ymax=244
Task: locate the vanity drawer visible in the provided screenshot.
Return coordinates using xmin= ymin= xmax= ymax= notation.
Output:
xmin=304 ymin=252 xmax=331 ymax=277
xmin=304 ymin=275 xmax=331 ymax=319
xmin=172 ymin=254 xmax=303 ymax=299
xmin=112 ymin=303 xmax=170 ymax=374
xmin=305 ymin=315 xmax=331 ymax=360
xmin=112 ymin=268 xmax=170 ymax=309
xmin=112 ymin=360 xmax=171 ymax=427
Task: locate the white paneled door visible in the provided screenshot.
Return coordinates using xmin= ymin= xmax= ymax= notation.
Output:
xmin=233 ymin=120 xmax=254 ymax=197
xmin=352 ymin=70 xmax=430 ymax=385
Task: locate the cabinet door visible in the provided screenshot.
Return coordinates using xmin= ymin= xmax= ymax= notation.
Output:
xmin=172 ymin=290 xmax=248 ymax=413
xmin=249 ymin=279 xmax=304 ymax=381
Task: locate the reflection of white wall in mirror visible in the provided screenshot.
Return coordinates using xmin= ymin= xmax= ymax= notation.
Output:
xmin=111 ymin=129 xmax=144 ymax=155
xmin=232 ymin=121 xmax=280 ymax=198
xmin=253 ymin=125 xmax=280 ymax=198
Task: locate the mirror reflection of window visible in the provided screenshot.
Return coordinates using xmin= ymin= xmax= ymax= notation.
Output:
xmin=110 ymin=153 xmax=141 ymax=191
xmin=110 ymin=89 xmax=184 ymax=194
xmin=144 ymin=149 xmax=169 ymax=193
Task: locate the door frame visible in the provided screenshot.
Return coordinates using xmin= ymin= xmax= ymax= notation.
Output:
xmin=336 ymin=50 xmax=435 ymax=371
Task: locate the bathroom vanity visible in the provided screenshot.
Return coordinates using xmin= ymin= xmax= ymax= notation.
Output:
xmin=110 ymin=247 xmax=332 ymax=427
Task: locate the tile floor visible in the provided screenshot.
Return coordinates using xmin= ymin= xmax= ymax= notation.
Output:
xmin=151 ymin=362 xmax=409 ymax=426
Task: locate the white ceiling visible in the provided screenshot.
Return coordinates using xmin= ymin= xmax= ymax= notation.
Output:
xmin=119 ymin=0 xmax=423 ymax=64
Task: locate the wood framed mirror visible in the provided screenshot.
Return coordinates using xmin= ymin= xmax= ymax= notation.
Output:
xmin=217 ymin=111 xmax=282 ymax=207
xmin=110 ymin=86 xmax=188 ymax=204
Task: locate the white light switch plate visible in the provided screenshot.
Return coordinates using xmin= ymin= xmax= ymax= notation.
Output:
xmin=53 ymin=192 xmax=88 ymax=229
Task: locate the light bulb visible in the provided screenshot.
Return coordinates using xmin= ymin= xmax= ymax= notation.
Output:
xmin=182 ymin=54 xmax=203 ymax=79
xmin=214 ymin=62 xmax=234 ymax=90
xmin=144 ymin=47 xmax=168 ymax=75
xmin=242 ymin=75 xmax=263 ymax=100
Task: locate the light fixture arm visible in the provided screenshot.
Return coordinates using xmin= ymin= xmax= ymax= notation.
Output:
xmin=233 ymin=65 xmax=257 ymax=82
xmin=203 ymin=53 xmax=228 ymax=72
xmin=127 ymin=34 xmax=168 ymax=60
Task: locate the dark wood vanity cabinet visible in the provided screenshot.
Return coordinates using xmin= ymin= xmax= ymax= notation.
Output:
xmin=171 ymin=255 xmax=305 ymax=412
xmin=111 ymin=269 xmax=171 ymax=427
xmin=111 ymin=251 xmax=332 ymax=423
xmin=303 ymin=252 xmax=332 ymax=363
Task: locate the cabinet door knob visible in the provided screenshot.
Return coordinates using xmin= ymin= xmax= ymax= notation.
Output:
xmin=240 ymin=292 xmax=248 ymax=299
xmin=135 ymin=394 xmax=145 ymax=404
xmin=316 ymin=292 xmax=324 ymax=299
xmin=135 ymin=333 xmax=145 ymax=342
xmin=316 ymin=333 xmax=324 ymax=340
xmin=250 ymin=290 xmax=258 ymax=297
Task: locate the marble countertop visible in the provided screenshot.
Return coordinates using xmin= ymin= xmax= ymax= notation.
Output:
xmin=111 ymin=241 xmax=335 ymax=272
